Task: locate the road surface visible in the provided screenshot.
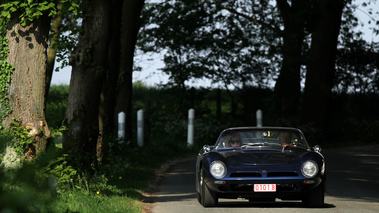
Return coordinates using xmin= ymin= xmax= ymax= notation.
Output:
xmin=148 ymin=145 xmax=379 ymax=213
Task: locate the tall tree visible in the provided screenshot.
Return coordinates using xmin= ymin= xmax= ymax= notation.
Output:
xmin=63 ymin=0 xmax=112 ymax=166
xmin=334 ymin=1 xmax=379 ymax=94
xmin=114 ymin=0 xmax=145 ymax=144
xmin=273 ymin=0 xmax=311 ymax=119
xmin=302 ymin=0 xmax=345 ymax=129
xmin=1 ymin=6 xmax=52 ymax=156
xmin=63 ymin=0 xmax=145 ymax=164
xmin=97 ymin=0 xmax=123 ymax=159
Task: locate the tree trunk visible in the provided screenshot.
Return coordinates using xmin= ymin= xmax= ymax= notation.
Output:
xmin=98 ymin=0 xmax=123 ymax=160
xmin=273 ymin=30 xmax=303 ymax=118
xmin=274 ymin=0 xmax=309 ymax=119
xmin=302 ymin=0 xmax=344 ymax=130
xmin=114 ymin=0 xmax=145 ymax=144
xmin=4 ymin=14 xmax=51 ymax=157
xmin=63 ymin=0 xmax=112 ymax=167
xmin=45 ymin=3 xmax=63 ymax=97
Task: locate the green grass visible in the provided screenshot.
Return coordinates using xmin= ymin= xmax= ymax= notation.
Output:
xmin=51 ymin=191 xmax=141 ymax=213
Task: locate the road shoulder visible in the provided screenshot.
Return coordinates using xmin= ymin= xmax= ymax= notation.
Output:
xmin=142 ymin=155 xmax=196 ymax=213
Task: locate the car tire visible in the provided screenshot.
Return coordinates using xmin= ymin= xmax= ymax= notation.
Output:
xmin=302 ymin=182 xmax=325 ymax=208
xmin=200 ymin=169 xmax=218 ymax=207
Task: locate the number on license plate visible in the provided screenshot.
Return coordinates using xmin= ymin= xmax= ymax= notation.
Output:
xmin=254 ymin=184 xmax=276 ymax=192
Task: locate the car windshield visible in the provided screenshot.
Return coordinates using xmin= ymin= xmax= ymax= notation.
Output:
xmin=214 ymin=129 xmax=309 ymax=150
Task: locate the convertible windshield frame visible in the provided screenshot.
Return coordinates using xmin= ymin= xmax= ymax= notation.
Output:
xmin=214 ymin=127 xmax=309 ymax=150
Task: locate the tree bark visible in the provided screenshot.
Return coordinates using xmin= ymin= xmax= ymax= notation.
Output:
xmin=97 ymin=0 xmax=123 ymax=160
xmin=302 ymin=0 xmax=344 ymax=130
xmin=63 ymin=0 xmax=112 ymax=167
xmin=5 ymin=14 xmax=51 ymax=156
xmin=114 ymin=0 xmax=145 ymax=144
xmin=274 ymin=0 xmax=310 ymax=119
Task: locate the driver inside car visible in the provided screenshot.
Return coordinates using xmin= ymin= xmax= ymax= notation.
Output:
xmin=278 ymin=132 xmax=293 ymax=147
xmin=226 ymin=133 xmax=243 ymax=147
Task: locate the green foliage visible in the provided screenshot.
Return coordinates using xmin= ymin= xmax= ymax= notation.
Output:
xmin=0 ymin=17 xmax=13 ymax=125
xmin=0 ymin=131 xmax=143 ymax=212
xmin=0 ymin=0 xmax=79 ymax=24
xmin=139 ymin=0 xmax=282 ymax=88
xmin=1 ymin=1 xmax=54 ymax=24
xmin=46 ymin=85 xmax=69 ymax=129
xmin=140 ymin=0 xmax=379 ymax=93
xmin=52 ymin=191 xmax=141 ymax=213
xmin=3 ymin=118 xmax=34 ymax=156
xmin=42 ymin=152 xmax=124 ymax=196
xmin=42 ymin=153 xmax=77 ymax=189
xmin=0 ymin=142 xmax=58 ymax=212
xmin=54 ymin=1 xmax=83 ymax=72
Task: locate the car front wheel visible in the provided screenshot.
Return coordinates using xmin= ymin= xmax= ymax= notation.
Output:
xmin=200 ymin=169 xmax=218 ymax=207
xmin=302 ymin=182 xmax=325 ymax=208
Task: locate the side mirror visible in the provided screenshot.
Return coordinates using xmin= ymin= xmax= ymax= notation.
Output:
xmin=203 ymin=145 xmax=211 ymax=153
xmin=313 ymin=145 xmax=322 ymax=152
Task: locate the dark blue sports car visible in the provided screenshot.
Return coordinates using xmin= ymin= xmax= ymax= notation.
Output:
xmin=196 ymin=127 xmax=325 ymax=207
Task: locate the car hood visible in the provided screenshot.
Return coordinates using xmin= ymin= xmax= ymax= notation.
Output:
xmin=218 ymin=148 xmax=307 ymax=167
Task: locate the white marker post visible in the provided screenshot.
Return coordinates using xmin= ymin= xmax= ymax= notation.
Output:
xmin=187 ymin=108 xmax=195 ymax=147
xmin=137 ymin=109 xmax=144 ymax=147
xmin=118 ymin=112 xmax=125 ymax=138
xmin=256 ymin=109 xmax=263 ymax=127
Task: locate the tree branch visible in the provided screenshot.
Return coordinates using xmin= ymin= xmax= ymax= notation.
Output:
xmin=221 ymin=6 xmax=282 ymax=35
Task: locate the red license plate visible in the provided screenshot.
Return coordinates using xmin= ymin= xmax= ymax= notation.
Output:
xmin=254 ymin=184 xmax=276 ymax=192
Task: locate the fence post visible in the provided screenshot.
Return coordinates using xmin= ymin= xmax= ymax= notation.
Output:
xmin=118 ymin=112 xmax=125 ymax=139
xmin=137 ymin=109 xmax=144 ymax=147
xmin=256 ymin=109 xmax=263 ymax=127
xmin=187 ymin=108 xmax=195 ymax=147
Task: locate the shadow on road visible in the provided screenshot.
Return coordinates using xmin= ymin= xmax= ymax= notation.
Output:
xmin=216 ymin=200 xmax=335 ymax=209
xmin=323 ymin=145 xmax=379 ymax=202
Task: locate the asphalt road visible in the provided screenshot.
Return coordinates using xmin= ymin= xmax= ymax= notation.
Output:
xmin=149 ymin=145 xmax=379 ymax=213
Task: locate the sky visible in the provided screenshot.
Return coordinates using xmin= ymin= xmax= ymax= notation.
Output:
xmin=51 ymin=53 xmax=216 ymax=87
xmin=50 ymin=2 xmax=379 ymax=87
xmin=50 ymin=56 xmax=173 ymax=86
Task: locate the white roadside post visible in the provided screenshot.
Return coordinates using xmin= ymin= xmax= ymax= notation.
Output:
xmin=256 ymin=109 xmax=263 ymax=127
xmin=118 ymin=112 xmax=125 ymax=138
xmin=137 ymin=109 xmax=144 ymax=147
xmin=187 ymin=108 xmax=195 ymax=148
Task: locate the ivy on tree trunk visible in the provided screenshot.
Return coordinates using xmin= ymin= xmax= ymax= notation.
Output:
xmin=4 ymin=13 xmax=51 ymax=156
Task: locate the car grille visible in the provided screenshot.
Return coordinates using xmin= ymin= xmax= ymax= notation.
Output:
xmin=229 ymin=172 xmax=298 ymax=178
xmin=266 ymin=172 xmax=298 ymax=177
xmin=230 ymin=172 xmax=262 ymax=177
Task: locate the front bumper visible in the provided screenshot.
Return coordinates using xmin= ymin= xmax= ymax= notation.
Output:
xmin=205 ymin=177 xmax=324 ymax=200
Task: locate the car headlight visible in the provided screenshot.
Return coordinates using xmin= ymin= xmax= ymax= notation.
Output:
xmin=210 ymin=161 xmax=227 ymax=179
xmin=301 ymin=160 xmax=318 ymax=178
